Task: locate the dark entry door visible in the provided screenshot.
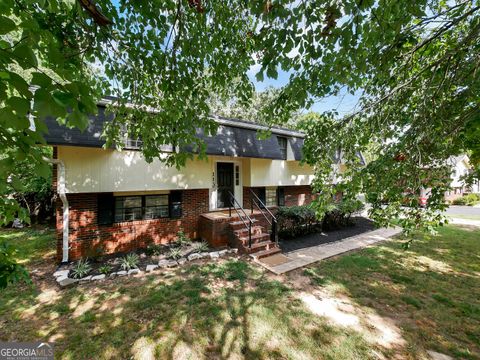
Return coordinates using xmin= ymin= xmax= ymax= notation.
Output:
xmin=217 ymin=162 xmax=234 ymax=208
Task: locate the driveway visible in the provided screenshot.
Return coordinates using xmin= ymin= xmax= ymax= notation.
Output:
xmin=445 ymin=205 xmax=480 ymax=217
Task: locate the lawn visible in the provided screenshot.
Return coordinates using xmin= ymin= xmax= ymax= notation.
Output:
xmin=0 ymin=225 xmax=479 ymax=359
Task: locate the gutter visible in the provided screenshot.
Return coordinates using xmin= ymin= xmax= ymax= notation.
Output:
xmin=44 ymin=157 xmax=69 ymax=263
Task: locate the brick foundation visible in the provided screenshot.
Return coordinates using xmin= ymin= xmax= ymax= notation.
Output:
xmin=56 ymin=189 xmax=209 ymax=262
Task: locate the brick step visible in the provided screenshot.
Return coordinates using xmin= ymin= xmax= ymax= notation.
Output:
xmin=234 ymin=225 xmax=264 ymax=237
xmin=229 ymin=219 xmax=258 ymax=230
xmin=238 ymin=232 xmax=271 ymax=245
xmin=249 ymin=246 xmax=282 ymax=259
xmin=242 ymin=240 xmax=278 ymax=254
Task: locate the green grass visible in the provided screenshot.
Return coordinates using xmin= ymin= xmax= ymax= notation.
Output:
xmin=304 ymin=225 xmax=480 ymax=359
xmin=1 ymin=225 xmax=479 ymax=359
xmin=0 ymin=227 xmax=375 ymax=360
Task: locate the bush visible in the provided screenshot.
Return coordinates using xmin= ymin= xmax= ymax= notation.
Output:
xmin=145 ymin=243 xmax=164 ymax=256
xmin=168 ymin=247 xmax=182 ymax=260
xmin=120 ymin=253 xmax=139 ymax=271
xmin=177 ymin=229 xmax=192 ymax=247
xmin=452 ymin=193 xmax=480 ymax=206
xmin=98 ymin=264 xmax=112 ymax=275
xmin=322 ymin=198 xmax=364 ymax=231
xmin=193 ymin=241 xmax=209 ymax=253
xmin=277 ymin=205 xmax=319 ymax=239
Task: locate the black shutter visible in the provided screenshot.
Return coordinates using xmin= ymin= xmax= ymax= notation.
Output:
xmin=277 ymin=187 xmax=285 ymax=206
xmin=98 ymin=193 xmax=114 ymax=225
xmin=169 ymin=191 xmax=182 ymax=218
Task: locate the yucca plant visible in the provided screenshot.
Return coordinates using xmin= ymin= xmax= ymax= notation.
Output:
xmin=194 ymin=241 xmax=209 ymax=253
xmin=120 ymin=253 xmax=139 ymax=271
xmin=168 ymin=247 xmax=183 ymax=260
xmin=71 ymin=259 xmax=92 ymax=279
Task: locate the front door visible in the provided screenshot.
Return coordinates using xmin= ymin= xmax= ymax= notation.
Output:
xmin=217 ymin=162 xmax=234 ymax=208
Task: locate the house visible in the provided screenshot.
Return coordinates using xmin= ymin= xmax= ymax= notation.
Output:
xmin=445 ymin=155 xmax=479 ymax=201
xmin=45 ymin=98 xmax=317 ymax=263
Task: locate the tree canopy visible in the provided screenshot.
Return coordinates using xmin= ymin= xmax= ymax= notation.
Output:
xmin=1 ymin=0 xmax=479 ymax=234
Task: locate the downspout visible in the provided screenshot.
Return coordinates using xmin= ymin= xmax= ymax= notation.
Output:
xmin=44 ymin=157 xmax=69 ymax=263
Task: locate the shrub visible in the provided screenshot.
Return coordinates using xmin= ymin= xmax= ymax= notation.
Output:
xmin=71 ymin=259 xmax=92 ymax=279
xmin=452 ymin=193 xmax=480 ymax=206
xmin=98 ymin=264 xmax=112 ymax=275
xmin=277 ymin=205 xmax=319 ymax=239
xmin=168 ymin=247 xmax=182 ymax=260
xmin=177 ymin=229 xmax=192 ymax=247
xmin=322 ymin=198 xmax=364 ymax=231
xmin=120 ymin=253 xmax=139 ymax=271
xmin=145 ymin=243 xmax=164 ymax=256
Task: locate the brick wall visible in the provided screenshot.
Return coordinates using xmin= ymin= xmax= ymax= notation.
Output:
xmin=56 ymin=189 xmax=209 ymax=262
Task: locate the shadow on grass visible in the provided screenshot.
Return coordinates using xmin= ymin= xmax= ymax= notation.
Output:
xmin=1 ymin=258 xmax=376 ymax=360
xmin=303 ymin=225 xmax=480 ymax=359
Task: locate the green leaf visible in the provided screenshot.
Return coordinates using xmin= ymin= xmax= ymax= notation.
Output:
xmin=31 ymin=72 xmax=52 ymax=88
xmin=0 ymin=16 xmax=15 ymax=35
xmin=12 ymin=43 xmax=38 ymax=69
xmin=6 ymin=96 xmax=30 ymax=116
xmin=52 ymin=91 xmax=74 ymax=107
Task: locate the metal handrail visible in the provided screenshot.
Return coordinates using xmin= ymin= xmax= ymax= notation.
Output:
xmin=228 ymin=191 xmax=253 ymax=248
xmin=249 ymin=189 xmax=278 ymax=245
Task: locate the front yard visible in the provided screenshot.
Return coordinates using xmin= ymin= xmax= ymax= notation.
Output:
xmin=0 ymin=224 xmax=479 ymax=359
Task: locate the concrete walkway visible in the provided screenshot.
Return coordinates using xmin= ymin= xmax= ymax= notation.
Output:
xmin=257 ymin=227 xmax=402 ymax=274
xmin=448 ymin=218 xmax=480 ymax=227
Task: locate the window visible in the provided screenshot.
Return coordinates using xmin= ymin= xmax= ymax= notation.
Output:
xmin=115 ymin=196 xmax=143 ymax=222
xmin=277 ymin=136 xmax=288 ymax=160
xmin=144 ymin=195 xmax=169 ymax=219
xmin=266 ymin=187 xmax=277 ymax=207
xmin=277 ymin=187 xmax=285 ymax=206
xmin=113 ymin=194 xmax=177 ymax=222
xmin=125 ymin=137 xmax=143 ymax=149
xmin=235 ymin=165 xmax=240 ymax=186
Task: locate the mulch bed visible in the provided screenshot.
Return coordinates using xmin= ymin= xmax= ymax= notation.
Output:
xmin=279 ymin=217 xmax=375 ymax=253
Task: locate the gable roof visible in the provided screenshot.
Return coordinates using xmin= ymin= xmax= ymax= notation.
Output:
xmin=43 ymin=101 xmax=305 ymax=161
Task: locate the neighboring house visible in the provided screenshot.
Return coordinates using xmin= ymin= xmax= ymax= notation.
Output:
xmin=45 ymin=99 xmax=319 ymax=263
xmin=445 ymin=155 xmax=479 ymax=201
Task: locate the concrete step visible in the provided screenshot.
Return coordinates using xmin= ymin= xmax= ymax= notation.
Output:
xmin=249 ymin=247 xmax=282 ymax=259
xmin=244 ymin=240 xmax=278 ymax=253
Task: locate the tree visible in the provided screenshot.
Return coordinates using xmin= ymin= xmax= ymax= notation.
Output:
xmin=1 ymin=0 xmax=479 ymax=232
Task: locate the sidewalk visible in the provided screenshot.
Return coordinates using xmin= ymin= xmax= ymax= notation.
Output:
xmin=448 ymin=218 xmax=480 ymax=227
xmin=257 ymin=227 xmax=402 ymax=274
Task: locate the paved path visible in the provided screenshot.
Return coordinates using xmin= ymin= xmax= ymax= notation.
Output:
xmin=448 ymin=218 xmax=480 ymax=227
xmin=445 ymin=205 xmax=480 ymax=216
xmin=258 ymin=227 xmax=402 ymax=274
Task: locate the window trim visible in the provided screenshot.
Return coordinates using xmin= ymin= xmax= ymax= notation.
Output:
xmin=113 ymin=193 xmax=177 ymax=223
xmin=277 ymin=136 xmax=288 ymax=160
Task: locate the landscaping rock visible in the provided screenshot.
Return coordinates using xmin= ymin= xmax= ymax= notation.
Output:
xmin=57 ymin=277 xmax=78 ymax=287
xmin=198 ymin=252 xmax=209 ymax=259
xmin=53 ymin=269 xmax=69 ymax=278
xmin=209 ymin=251 xmax=220 ymax=259
xmin=218 ymin=249 xmax=229 ymax=256
xmin=187 ymin=253 xmax=201 ymax=261
xmin=146 ymin=264 xmax=158 ymax=272
xmin=177 ymin=258 xmax=187 ymax=266
xmin=116 ymin=270 xmax=127 ymax=277
xmin=91 ymin=274 xmax=106 ymax=281
xmin=79 ymin=275 xmax=92 ymax=283
xmin=12 ymin=218 xmax=24 ymax=229
xmin=109 ymin=272 xmax=117 ymax=278
xmin=230 ymin=248 xmax=238 ymax=254
xmin=158 ymin=259 xmax=178 ymax=268
xmin=128 ymin=268 xmax=140 ymax=275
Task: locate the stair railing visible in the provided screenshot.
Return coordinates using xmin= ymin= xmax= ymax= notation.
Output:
xmin=228 ymin=191 xmax=253 ymax=248
xmin=249 ymin=189 xmax=278 ymax=245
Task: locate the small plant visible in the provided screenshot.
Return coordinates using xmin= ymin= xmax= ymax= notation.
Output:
xmin=177 ymin=229 xmax=192 ymax=247
xmin=120 ymin=253 xmax=139 ymax=271
xmin=71 ymin=259 xmax=92 ymax=279
xmin=145 ymin=243 xmax=163 ymax=256
xmin=98 ymin=264 xmax=112 ymax=275
xmin=194 ymin=241 xmax=209 ymax=253
xmin=168 ymin=247 xmax=183 ymax=260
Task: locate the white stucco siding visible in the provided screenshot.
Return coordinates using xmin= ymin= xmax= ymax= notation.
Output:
xmin=246 ymin=158 xmax=314 ymax=187
xmin=58 ymin=146 xmax=212 ymax=193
